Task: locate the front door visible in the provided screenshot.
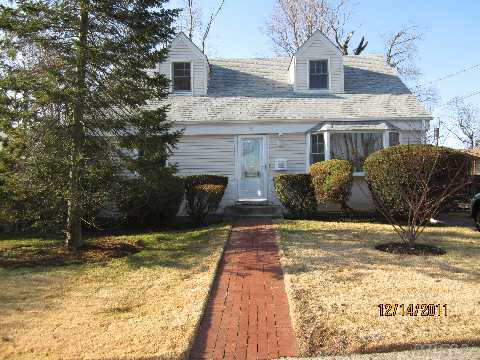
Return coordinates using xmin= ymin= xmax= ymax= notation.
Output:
xmin=238 ymin=136 xmax=267 ymax=201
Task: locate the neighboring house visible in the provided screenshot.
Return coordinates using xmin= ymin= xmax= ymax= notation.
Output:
xmin=466 ymin=148 xmax=480 ymax=176
xmin=152 ymin=31 xmax=431 ymax=211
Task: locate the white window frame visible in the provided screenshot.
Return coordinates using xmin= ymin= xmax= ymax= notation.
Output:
xmin=307 ymin=57 xmax=331 ymax=92
xmin=307 ymin=130 xmax=394 ymax=176
xmin=171 ymin=61 xmax=193 ymax=94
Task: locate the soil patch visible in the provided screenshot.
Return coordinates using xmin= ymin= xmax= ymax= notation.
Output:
xmin=0 ymin=239 xmax=143 ymax=268
xmin=375 ymin=242 xmax=446 ymax=255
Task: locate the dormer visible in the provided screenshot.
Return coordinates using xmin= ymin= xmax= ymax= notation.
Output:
xmin=288 ymin=30 xmax=344 ymax=94
xmin=158 ymin=32 xmax=209 ymax=96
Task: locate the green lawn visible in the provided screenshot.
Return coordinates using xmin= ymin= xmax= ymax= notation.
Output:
xmin=277 ymin=220 xmax=480 ymax=357
xmin=0 ymin=224 xmax=230 ymax=360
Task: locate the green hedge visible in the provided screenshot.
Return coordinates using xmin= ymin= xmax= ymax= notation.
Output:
xmin=184 ymin=175 xmax=228 ymax=224
xmin=119 ymin=172 xmax=184 ymax=228
xmin=273 ymin=174 xmax=316 ymax=217
xmin=364 ymin=144 xmax=469 ymax=219
xmin=309 ymin=159 xmax=353 ymax=214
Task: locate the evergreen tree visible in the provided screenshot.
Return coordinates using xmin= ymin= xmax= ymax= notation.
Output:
xmin=0 ymin=1 xmax=181 ymax=247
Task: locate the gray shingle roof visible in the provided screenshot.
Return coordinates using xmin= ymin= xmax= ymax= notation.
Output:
xmin=152 ymin=55 xmax=431 ymax=123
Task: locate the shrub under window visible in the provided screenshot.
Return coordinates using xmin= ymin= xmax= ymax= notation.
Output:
xmin=309 ymin=159 xmax=354 ymax=214
xmin=184 ymin=175 xmax=228 ymax=224
xmin=119 ymin=172 xmax=184 ymax=228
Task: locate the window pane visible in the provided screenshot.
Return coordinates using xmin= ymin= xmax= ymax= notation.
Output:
xmin=311 ymin=134 xmax=325 ymax=154
xmin=311 ymin=153 xmax=325 ymax=164
xmin=310 ymin=134 xmax=325 ymax=165
xmin=310 ymin=60 xmax=328 ymax=74
xmin=330 ymin=132 xmax=383 ymax=172
xmin=309 ymin=60 xmax=328 ymax=89
xmin=389 ymin=132 xmax=400 ymax=146
xmin=173 ymin=62 xmax=191 ymax=91
xmin=310 ymin=75 xmax=328 ymax=89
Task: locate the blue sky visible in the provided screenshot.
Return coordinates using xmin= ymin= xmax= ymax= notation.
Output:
xmin=172 ymin=0 xmax=480 ymax=147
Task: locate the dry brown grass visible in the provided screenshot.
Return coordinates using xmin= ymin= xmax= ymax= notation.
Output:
xmin=0 ymin=224 xmax=230 ymax=360
xmin=277 ymin=220 xmax=480 ymax=357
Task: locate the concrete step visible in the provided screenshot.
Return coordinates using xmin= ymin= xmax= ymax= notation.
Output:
xmin=224 ymin=204 xmax=283 ymax=220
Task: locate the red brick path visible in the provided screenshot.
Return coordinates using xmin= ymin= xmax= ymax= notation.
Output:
xmin=190 ymin=220 xmax=298 ymax=360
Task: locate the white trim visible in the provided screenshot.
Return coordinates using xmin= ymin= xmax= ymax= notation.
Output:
xmin=178 ymin=122 xmax=317 ymax=136
xmin=383 ymin=131 xmax=390 ymax=148
xmin=305 ymin=132 xmax=311 ymax=172
xmin=236 ymin=135 xmax=269 ymax=202
xmin=324 ymin=131 xmax=331 ymax=160
xmin=172 ymin=117 xmax=433 ymax=126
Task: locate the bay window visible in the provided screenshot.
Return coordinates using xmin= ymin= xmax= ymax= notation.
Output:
xmin=330 ymin=132 xmax=383 ymax=172
xmin=309 ymin=131 xmax=399 ymax=174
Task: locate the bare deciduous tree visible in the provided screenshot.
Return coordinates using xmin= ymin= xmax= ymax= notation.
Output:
xmin=178 ymin=0 xmax=226 ymax=54
xmin=384 ymin=24 xmax=422 ymax=80
xmin=185 ymin=0 xmax=201 ymax=40
xmin=265 ymin=0 xmax=368 ymax=56
xmin=384 ymin=24 xmax=440 ymax=116
xmin=411 ymin=84 xmax=440 ymax=114
xmin=448 ymin=98 xmax=480 ymax=149
xmin=201 ymin=0 xmax=225 ymax=53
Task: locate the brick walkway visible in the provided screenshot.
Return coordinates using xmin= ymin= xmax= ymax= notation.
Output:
xmin=190 ymin=220 xmax=298 ymax=360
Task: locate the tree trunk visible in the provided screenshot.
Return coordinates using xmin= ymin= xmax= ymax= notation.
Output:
xmin=66 ymin=0 xmax=88 ymax=249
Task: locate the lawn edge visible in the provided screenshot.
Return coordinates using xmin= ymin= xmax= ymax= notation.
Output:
xmin=182 ymin=223 xmax=233 ymax=360
xmin=274 ymin=220 xmax=305 ymax=356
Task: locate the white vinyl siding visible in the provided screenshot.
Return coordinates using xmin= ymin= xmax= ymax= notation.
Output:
xmin=269 ymin=133 xmax=307 ymax=173
xmin=400 ymin=131 xmax=423 ymax=144
xmin=268 ymin=133 xmax=307 ymax=204
xmin=170 ymin=135 xmax=236 ymax=210
xmin=170 ymin=133 xmax=308 ymax=207
xmin=170 ymin=135 xmax=235 ymax=176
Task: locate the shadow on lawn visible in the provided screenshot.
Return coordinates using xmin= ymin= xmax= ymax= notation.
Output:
xmin=0 ymin=223 xmax=228 ymax=272
xmin=124 ymin=226 xmax=227 ymax=271
xmin=279 ymin=224 xmax=480 ymax=283
xmin=0 ymin=225 xmax=229 ymax=318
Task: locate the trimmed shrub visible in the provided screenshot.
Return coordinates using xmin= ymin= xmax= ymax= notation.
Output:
xmin=364 ymin=144 xmax=469 ymax=219
xmin=119 ymin=172 xmax=184 ymax=228
xmin=309 ymin=159 xmax=353 ymax=214
xmin=273 ymin=174 xmax=316 ymax=217
xmin=184 ymin=175 xmax=228 ymax=224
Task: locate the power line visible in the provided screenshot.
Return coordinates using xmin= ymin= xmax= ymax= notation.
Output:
xmin=415 ymin=63 xmax=480 ymax=88
xmin=436 ymin=88 xmax=480 ymax=109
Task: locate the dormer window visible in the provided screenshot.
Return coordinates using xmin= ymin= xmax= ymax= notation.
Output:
xmin=309 ymin=60 xmax=329 ymax=90
xmin=172 ymin=62 xmax=191 ymax=92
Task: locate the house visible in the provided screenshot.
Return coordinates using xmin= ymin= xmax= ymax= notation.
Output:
xmin=466 ymin=148 xmax=480 ymax=176
xmin=152 ymin=31 xmax=431 ymax=211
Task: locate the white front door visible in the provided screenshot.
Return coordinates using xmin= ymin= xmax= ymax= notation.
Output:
xmin=237 ymin=136 xmax=267 ymax=201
